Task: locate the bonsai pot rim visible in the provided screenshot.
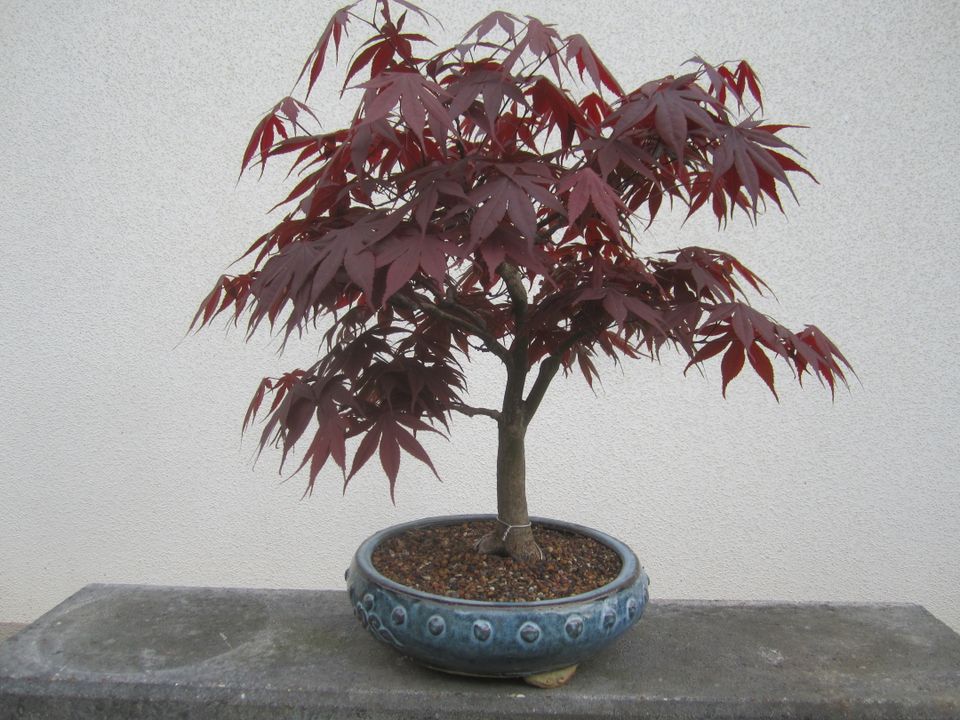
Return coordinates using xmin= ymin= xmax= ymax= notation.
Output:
xmin=352 ymin=513 xmax=641 ymax=608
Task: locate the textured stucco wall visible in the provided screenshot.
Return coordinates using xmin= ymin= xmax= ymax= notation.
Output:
xmin=2 ymin=1 xmax=958 ymax=631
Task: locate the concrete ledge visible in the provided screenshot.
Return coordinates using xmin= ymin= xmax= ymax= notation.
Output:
xmin=0 ymin=625 xmax=24 ymax=645
xmin=1 ymin=584 xmax=958 ymax=719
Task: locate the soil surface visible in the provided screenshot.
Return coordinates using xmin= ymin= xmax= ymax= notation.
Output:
xmin=371 ymin=520 xmax=622 ymax=602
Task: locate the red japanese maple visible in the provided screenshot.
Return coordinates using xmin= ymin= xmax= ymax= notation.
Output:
xmin=194 ymin=0 xmax=852 ymax=561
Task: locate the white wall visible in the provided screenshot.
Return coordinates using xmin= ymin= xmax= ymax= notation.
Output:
xmin=2 ymin=0 xmax=958 ymax=632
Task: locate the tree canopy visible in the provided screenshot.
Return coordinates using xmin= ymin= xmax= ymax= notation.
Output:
xmin=193 ymin=0 xmax=852 ymax=500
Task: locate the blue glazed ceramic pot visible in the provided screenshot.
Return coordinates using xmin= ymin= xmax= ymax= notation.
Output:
xmin=346 ymin=514 xmax=649 ymax=679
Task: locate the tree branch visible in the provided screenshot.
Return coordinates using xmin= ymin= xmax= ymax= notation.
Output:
xmin=523 ymin=327 xmax=598 ymax=421
xmin=391 ymin=292 xmax=513 ymax=365
xmin=438 ymin=284 xmax=490 ymax=334
xmin=523 ymin=355 xmax=560 ymax=422
xmin=497 ymin=262 xmax=528 ymax=310
xmin=497 ymin=262 xmax=531 ymax=424
xmin=448 ymin=403 xmax=502 ymax=421
xmin=498 ymin=261 xmax=530 ymax=368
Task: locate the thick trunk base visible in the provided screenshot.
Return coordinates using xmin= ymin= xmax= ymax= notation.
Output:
xmin=475 ymin=525 xmax=543 ymax=563
xmin=493 ymin=419 xmax=543 ymax=563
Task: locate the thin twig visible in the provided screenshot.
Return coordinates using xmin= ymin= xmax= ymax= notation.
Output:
xmin=448 ymin=403 xmax=502 ymax=421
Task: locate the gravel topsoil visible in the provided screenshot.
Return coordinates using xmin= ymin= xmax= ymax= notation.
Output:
xmin=371 ymin=520 xmax=622 ymax=602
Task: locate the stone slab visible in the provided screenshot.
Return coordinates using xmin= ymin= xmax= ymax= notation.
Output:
xmin=1 ymin=584 xmax=958 ymax=719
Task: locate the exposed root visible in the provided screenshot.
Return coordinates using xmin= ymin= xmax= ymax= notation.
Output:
xmin=475 ymin=531 xmax=508 ymax=556
xmin=475 ymin=528 xmax=544 ymax=564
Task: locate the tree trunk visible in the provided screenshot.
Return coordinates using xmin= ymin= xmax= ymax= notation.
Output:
xmin=475 ymin=411 xmax=543 ymax=562
xmin=473 ymin=261 xmax=542 ymax=563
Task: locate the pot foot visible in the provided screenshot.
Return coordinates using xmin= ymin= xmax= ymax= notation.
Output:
xmin=523 ymin=664 xmax=578 ymax=688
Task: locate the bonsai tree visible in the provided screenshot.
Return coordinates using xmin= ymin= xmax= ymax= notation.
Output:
xmin=194 ymin=0 xmax=852 ymax=563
